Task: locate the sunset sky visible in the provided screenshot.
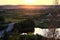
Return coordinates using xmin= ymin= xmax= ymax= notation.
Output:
xmin=0 ymin=0 xmax=60 ymax=5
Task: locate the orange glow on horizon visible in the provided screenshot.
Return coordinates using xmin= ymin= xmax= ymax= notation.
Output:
xmin=20 ymin=5 xmax=37 ymax=9
xmin=20 ymin=5 xmax=48 ymax=10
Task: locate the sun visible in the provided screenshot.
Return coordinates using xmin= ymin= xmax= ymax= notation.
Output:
xmin=23 ymin=0 xmax=35 ymax=5
xmin=25 ymin=0 xmax=34 ymax=3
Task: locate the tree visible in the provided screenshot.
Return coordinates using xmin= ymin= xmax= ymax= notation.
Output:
xmin=47 ymin=28 xmax=59 ymax=40
xmin=3 ymin=31 xmax=9 ymax=40
xmin=13 ymin=18 xmax=35 ymax=33
xmin=0 ymin=16 xmax=5 ymax=23
xmin=8 ymin=29 xmax=20 ymax=40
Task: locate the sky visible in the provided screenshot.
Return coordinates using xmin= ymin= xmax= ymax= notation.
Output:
xmin=0 ymin=0 xmax=60 ymax=5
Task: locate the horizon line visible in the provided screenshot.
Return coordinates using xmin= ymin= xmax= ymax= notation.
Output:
xmin=0 ymin=4 xmax=60 ymax=6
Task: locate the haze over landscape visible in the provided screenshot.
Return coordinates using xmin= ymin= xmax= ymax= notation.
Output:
xmin=0 ymin=0 xmax=60 ymax=40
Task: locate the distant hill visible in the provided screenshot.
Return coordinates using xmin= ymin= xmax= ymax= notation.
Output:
xmin=0 ymin=5 xmax=60 ymax=21
xmin=0 ymin=5 xmax=60 ymax=13
xmin=0 ymin=5 xmax=60 ymax=9
xmin=0 ymin=5 xmax=49 ymax=9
